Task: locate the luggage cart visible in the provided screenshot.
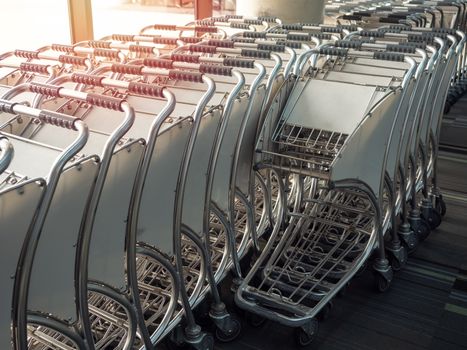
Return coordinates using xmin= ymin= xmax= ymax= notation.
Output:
xmin=0 ymin=83 xmax=138 ymax=350
xmin=316 ymin=39 xmax=430 ymax=264
xmin=421 ymin=30 xmax=465 ymax=227
xmin=235 ymin=46 xmax=417 ymax=346
xmin=182 ymin=42 xmax=291 ymax=243
xmin=344 ymin=28 xmax=460 ymax=240
xmin=0 ymin=96 xmax=95 ymax=350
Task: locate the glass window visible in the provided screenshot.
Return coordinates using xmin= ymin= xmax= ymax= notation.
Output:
xmin=91 ymin=0 xmax=195 ymax=39
xmin=213 ymin=0 xmax=235 ymax=17
xmin=0 ymin=0 xmax=71 ymax=52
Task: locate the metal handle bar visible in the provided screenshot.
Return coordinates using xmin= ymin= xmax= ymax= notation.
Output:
xmin=179 ymin=44 xmax=283 ymax=94
xmin=139 ymin=23 xmax=227 ymax=39
xmin=50 ymin=43 xmax=127 ymax=62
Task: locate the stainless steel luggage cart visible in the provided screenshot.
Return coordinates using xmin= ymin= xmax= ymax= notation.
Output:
xmin=172 ymin=42 xmax=287 ymax=246
xmin=419 ymin=30 xmax=465 ymax=227
xmin=93 ymin=62 xmax=247 ymax=348
xmin=0 ymin=95 xmax=96 ymax=350
xmin=0 ymin=82 xmax=140 ymax=350
xmin=345 ymin=28 xmax=461 ymax=240
xmin=235 ymin=46 xmax=417 ymax=346
xmin=313 ymin=39 xmax=430 ymax=264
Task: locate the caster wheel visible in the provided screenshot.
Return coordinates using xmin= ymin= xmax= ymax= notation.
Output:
xmin=318 ymin=301 xmax=333 ymax=321
xmin=422 ymin=208 xmax=442 ymax=230
xmin=245 ymin=311 xmax=267 ymax=328
xmin=412 ymin=219 xmax=431 ymax=241
xmin=435 ymin=196 xmax=447 ymax=217
xmin=200 ymin=334 xmax=214 ymax=350
xmin=402 ymin=232 xmax=419 ymax=255
xmin=388 ymin=247 xmax=408 ymax=272
xmin=215 ymin=316 xmax=242 ymax=343
xmin=375 ymin=274 xmax=391 ymax=293
xmin=295 ymin=319 xmax=319 ymax=347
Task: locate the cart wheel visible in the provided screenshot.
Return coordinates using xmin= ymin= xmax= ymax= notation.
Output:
xmin=318 ymin=301 xmax=333 ymax=321
xmin=200 ymin=333 xmax=214 ymax=350
xmin=435 ymin=195 xmax=447 ymax=217
xmin=295 ymin=319 xmax=319 ymax=347
xmin=388 ymin=247 xmax=408 ymax=272
xmin=401 ymin=232 xmax=419 ymax=255
xmin=245 ymin=311 xmax=267 ymax=328
xmin=412 ymin=219 xmax=431 ymax=241
xmin=215 ymin=316 xmax=242 ymax=343
xmin=422 ymin=208 xmax=442 ymax=230
xmin=375 ymin=274 xmax=391 ymax=293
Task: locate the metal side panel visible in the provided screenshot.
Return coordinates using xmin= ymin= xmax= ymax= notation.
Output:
xmin=236 ymin=87 xmax=267 ymax=195
xmin=255 ymin=78 xmax=292 ymax=162
xmin=340 ymin=63 xmax=406 ymax=78
xmin=88 ymin=141 xmax=145 ymax=291
xmin=166 ymin=86 xmax=227 ymax=106
xmin=126 ymin=94 xmax=197 ymax=119
xmin=183 ymin=110 xmax=223 ymax=237
xmin=282 ymin=79 xmax=379 ymax=134
xmin=322 ymin=71 xmax=395 ymax=86
xmin=352 ymin=57 xmax=411 ymax=70
xmin=331 ymin=90 xmax=401 ymax=199
xmin=21 ymin=124 xmax=109 ymax=157
xmin=137 ymin=118 xmax=193 ymax=255
xmin=0 ymin=180 xmax=45 ymax=350
xmin=211 ymin=98 xmax=250 ymax=215
xmin=6 ymin=136 xmax=62 ymax=179
xmin=27 ymin=157 xmax=99 ymax=322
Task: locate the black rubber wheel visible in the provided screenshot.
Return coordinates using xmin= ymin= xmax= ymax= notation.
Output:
xmin=422 ymin=208 xmax=442 ymax=230
xmin=201 ymin=333 xmax=214 ymax=350
xmin=375 ymin=274 xmax=391 ymax=293
xmin=388 ymin=247 xmax=408 ymax=272
xmin=412 ymin=219 xmax=431 ymax=241
xmin=294 ymin=319 xmax=319 ymax=347
xmin=317 ymin=301 xmax=333 ymax=321
xmin=244 ymin=311 xmax=267 ymax=328
xmin=215 ymin=317 xmax=242 ymax=343
xmin=435 ymin=196 xmax=447 ymax=217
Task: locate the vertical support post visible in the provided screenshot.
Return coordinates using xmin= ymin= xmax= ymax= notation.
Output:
xmin=68 ymin=0 xmax=94 ymax=43
xmin=195 ymin=0 xmax=213 ymax=20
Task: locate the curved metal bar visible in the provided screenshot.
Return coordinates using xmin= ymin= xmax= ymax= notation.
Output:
xmin=228 ymin=62 xmax=266 ymax=254
xmin=124 ymin=88 xmax=177 ymax=349
xmin=87 ymin=281 xmax=138 ymax=350
xmin=202 ymin=70 xmax=244 ymax=282
xmin=27 ymin=312 xmax=87 ymax=350
xmin=2 ymin=86 xmax=90 ymax=350
xmin=134 ymin=244 xmax=180 ymax=346
xmin=0 ymin=135 xmax=13 ymax=174
xmin=172 ymin=74 xmax=215 ymax=331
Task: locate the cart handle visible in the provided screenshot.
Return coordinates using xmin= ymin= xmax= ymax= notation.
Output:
xmin=28 ymin=82 xmax=126 ymax=111
xmin=0 ymin=135 xmax=13 ymax=174
xmin=170 ymin=53 xmax=256 ymax=69
xmin=71 ymin=73 xmax=167 ymax=98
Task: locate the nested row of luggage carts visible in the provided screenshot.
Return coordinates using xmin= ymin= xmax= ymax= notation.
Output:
xmin=0 ymin=1 xmax=465 ymax=349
